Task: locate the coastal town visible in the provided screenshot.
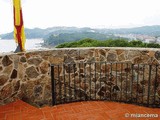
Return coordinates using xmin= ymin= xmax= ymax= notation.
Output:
xmin=115 ymin=34 xmax=160 ymax=43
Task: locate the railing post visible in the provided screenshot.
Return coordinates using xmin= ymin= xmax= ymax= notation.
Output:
xmin=95 ymin=62 xmax=97 ymax=100
xmin=125 ymin=63 xmax=128 ymax=102
xmin=142 ymin=65 xmax=145 ymax=106
xmin=68 ymin=64 xmax=71 ymax=102
xmin=63 ymin=64 xmax=66 ymax=103
xmin=74 ymin=63 xmax=76 ymax=100
xmin=110 ymin=63 xmax=112 ymax=101
xmin=154 ymin=65 xmax=158 ymax=107
xmin=136 ymin=64 xmax=139 ymax=104
xmin=147 ymin=65 xmax=152 ymax=107
xmin=90 ymin=63 xmax=92 ymax=100
xmin=51 ymin=65 xmax=56 ymax=106
xmin=131 ymin=64 xmax=134 ymax=103
xmin=58 ymin=65 xmax=62 ymax=104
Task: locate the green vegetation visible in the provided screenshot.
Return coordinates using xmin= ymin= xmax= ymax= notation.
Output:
xmin=56 ymin=38 xmax=160 ymax=48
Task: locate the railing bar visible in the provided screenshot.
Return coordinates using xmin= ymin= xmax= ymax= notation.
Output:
xmin=100 ymin=62 xmax=102 ymax=100
xmin=79 ymin=63 xmax=81 ymax=101
xmin=84 ymin=63 xmax=86 ymax=100
xmin=108 ymin=63 xmax=110 ymax=100
xmin=51 ymin=65 xmax=56 ymax=106
xmin=73 ymin=64 xmax=76 ymax=101
xmin=90 ymin=63 xmax=92 ymax=100
xmin=126 ymin=63 xmax=128 ymax=102
xmin=136 ymin=64 xmax=139 ymax=104
xmin=63 ymin=64 xmax=66 ymax=103
xmin=120 ymin=63 xmax=123 ymax=101
xmin=95 ymin=62 xmax=97 ymax=100
xmin=110 ymin=63 xmax=112 ymax=101
xmin=131 ymin=64 xmax=134 ymax=103
xmin=154 ymin=65 xmax=158 ymax=106
xmin=116 ymin=63 xmax=118 ymax=101
xmin=142 ymin=65 xmax=145 ymax=105
xmin=68 ymin=64 xmax=71 ymax=102
xmin=147 ymin=65 xmax=152 ymax=107
xmin=105 ymin=62 xmax=107 ymax=100
xmin=58 ymin=65 xmax=61 ymax=104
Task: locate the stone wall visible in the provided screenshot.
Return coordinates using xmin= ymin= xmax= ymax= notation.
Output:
xmin=0 ymin=48 xmax=160 ymax=107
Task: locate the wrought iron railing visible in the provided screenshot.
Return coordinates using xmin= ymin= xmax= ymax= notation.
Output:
xmin=51 ymin=62 xmax=160 ymax=108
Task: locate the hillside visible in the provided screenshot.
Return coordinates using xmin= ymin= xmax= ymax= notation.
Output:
xmin=43 ymin=32 xmax=116 ymax=46
xmin=56 ymin=38 xmax=160 ymax=48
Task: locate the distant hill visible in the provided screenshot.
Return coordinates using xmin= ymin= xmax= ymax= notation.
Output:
xmin=0 ymin=28 xmax=48 ymax=39
xmin=0 ymin=27 xmax=94 ymax=39
xmin=43 ymin=25 xmax=160 ymax=46
xmin=43 ymin=32 xmax=115 ymax=46
xmin=1 ymin=25 xmax=160 ymax=46
xmin=106 ymin=25 xmax=160 ymax=36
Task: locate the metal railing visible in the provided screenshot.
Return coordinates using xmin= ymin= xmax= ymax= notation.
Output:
xmin=51 ymin=62 xmax=160 ymax=108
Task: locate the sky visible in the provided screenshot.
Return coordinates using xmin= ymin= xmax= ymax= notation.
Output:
xmin=0 ymin=0 xmax=160 ymax=34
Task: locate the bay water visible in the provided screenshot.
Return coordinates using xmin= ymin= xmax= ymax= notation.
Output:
xmin=0 ymin=39 xmax=45 ymax=53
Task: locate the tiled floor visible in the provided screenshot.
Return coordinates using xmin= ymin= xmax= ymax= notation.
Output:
xmin=0 ymin=100 xmax=159 ymax=120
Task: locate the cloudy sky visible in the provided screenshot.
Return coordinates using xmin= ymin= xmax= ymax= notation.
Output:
xmin=0 ymin=0 xmax=160 ymax=34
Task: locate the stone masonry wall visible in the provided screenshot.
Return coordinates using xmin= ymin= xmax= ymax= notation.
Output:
xmin=0 ymin=48 xmax=160 ymax=107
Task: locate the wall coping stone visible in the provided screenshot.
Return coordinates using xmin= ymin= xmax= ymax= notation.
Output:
xmin=0 ymin=47 xmax=159 ymax=57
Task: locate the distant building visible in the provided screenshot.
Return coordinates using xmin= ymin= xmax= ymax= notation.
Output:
xmin=145 ymin=38 xmax=156 ymax=43
xmin=156 ymin=37 xmax=160 ymax=43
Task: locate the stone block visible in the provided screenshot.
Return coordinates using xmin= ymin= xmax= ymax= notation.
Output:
xmin=26 ymin=66 xmax=39 ymax=78
xmin=0 ymin=75 xmax=8 ymax=86
xmin=2 ymin=56 xmax=12 ymax=67
xmin=0 ymin=83 xmax=12 ymax=100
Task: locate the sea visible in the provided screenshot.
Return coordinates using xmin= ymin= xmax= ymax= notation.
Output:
xmin=0 ymin=39 xmax=46 ymax=53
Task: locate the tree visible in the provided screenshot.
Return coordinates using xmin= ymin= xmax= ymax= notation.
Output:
xmin=129 ymin=40 xmax=143 ymax=47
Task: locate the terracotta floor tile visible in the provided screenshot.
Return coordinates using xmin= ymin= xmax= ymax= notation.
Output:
xmin=106 ymin=109 xmax=129 ymax=119
xmin=21 ymin=112 xmax=29 ymax=118
xmin=112 ymin=117 xmax=139 ymax=120
xmin=128 ymin=108 xmax=147 ymax=114
xmin=78 ymin=114 xmax=105 ymax=120
xmin=43 ymin=111 xmax=53 ymax=119
xmin=0 ymin=100 xmax=159 ymax=120
xmin=53 ymin=107 xmax=65 ymax=113
xmin=144 ymin=109 xmax=160 ymax=115
xmin=40 ymin=106 xmax=52 ymax=112
xmin=71 ymin=106 xmax=87 ymax=113
xmin=5 ymin=114 xmax=13 ymax=120
xmin=0 ymin=112 xmax=6 ymax=119
xmin=70 ymin=117 xmax=79 ymax=120
xmin=43 ymin=119 xmax=53 ymax=120
xmin=13 ymin=116 xmax=22 ymax=120
xmin=63 ymin=106 xmax=72 ymax=111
